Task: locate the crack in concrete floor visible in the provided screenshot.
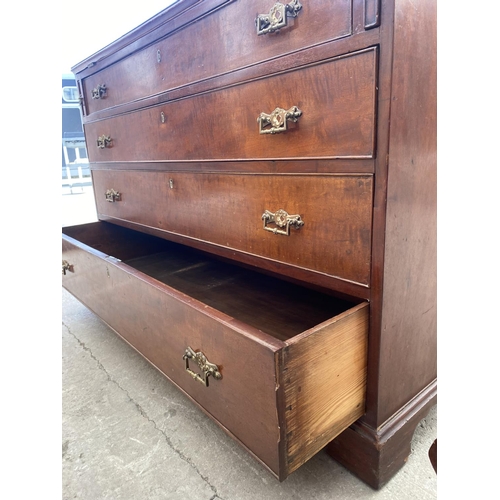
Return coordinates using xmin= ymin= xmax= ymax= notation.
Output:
xmin=63 ymin=321 xmax=224 ymax=500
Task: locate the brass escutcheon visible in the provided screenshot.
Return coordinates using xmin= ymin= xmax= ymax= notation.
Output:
xmin=183 ymin=347 xmax=222 ymax=387
xmin=91 ymin=84 xmax=107 ymax=99
xmin=262 ymin=209 xmax=304 ymax=235
xmin=62 ymin=260 xmax=73 ymax=275
xmin=258 ymin=106 xmax=302 ymax=134
xmin=97 ymin=135 xmax=112 ymax=149
xmin=105 ymin=189 xmax=121 ymax=202
xmin=256 ymin=0 xmax=303 ymax=35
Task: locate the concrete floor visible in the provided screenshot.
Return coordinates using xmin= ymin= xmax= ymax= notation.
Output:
xmin=62 ymin=188 xmax=437 ymax=499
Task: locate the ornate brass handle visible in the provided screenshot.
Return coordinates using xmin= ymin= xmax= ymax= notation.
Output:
xmin=105 ymin=189 xmax=121 ymax=202
xmin=256 ymin=0 xmax=303 ymax=35
xmin=97 ymin=135 xmax=112 ymax=149
xmin=262 ymin=209 xmax=304 ymax=235
xmin=183 ymin=347 xmax=222 ymax=387
xmin=91 ymin=84 xmax=107 ymax=99
xmin=258 ymin=106 xmax=302 ymax=134
xmin=62 ymin=260 xmax=73 ymax=275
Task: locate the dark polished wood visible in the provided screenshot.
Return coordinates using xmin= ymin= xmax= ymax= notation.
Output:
xmin=92 ymin=170 xmax=373 ymax=286
xmin=63 ymin=224 xmax=282 ymax=473
xmin=94 ymin=214 xmax=373 ymax=300
xmin=374 ymin=0 xmax=437 ymax=424
xmin=89 ymin=158 xmax=376 ymax=174
xmin=326 ymin=0 xmax=437 ymax=487
xmin=429 ymin=439 xmax=437 ymax=474
xmin=327 ymin=381 xmax=436 ymax=489
xmin=82 ymin=0 xmax=356 ymax=116
xmin=66 ymin=0 xmax=436 ymax=488
xmin=62 ymin=221 xmax=368 ymax=479
xmin=364 ymin=0 xmax=381 ymax=28
xmin=83 ymin=28 xmax=382 ymax=123
xmin=85 ymin=48 xmax=377 ymax=162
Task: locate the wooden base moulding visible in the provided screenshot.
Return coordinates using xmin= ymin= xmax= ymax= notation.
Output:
xmin=327 ymin=381 xmax=437 ymax=489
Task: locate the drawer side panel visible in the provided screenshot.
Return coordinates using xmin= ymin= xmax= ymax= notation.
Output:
xmin=282 ymin=302 xmax=369 ymax=475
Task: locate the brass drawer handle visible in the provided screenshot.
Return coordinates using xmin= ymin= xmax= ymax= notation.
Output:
xmin=258 ymin=106 xmax=302 ymax=134
xmin=97 ymin=135 xmax=112 ymax=149
xmin=183 ymin=347 xmax=222 ymax=387
xmin=91 ymin=84 xmax=107 ymax=99
xmin=262 ymin=209 xmax=304 ymax=235
xmin=256 ymin=0 xmax=302 ymax=35
xmin=105 ymin=189 xmax=121 ymax=202
xmin=62 ymin=260 xmax=73 ymax=275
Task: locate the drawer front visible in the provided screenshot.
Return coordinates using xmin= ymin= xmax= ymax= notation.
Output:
xmin=85 ymin=48 xmax=377 ymax=162
xmin=62 ymin=231 xmax=282 ymax=474
xmin=92 ymin=171 xmax=373 ymax=286
xmin=82 ymin=0 xmax=353 ymax=116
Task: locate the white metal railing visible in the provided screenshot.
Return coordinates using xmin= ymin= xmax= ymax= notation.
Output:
xmin=62 ymin=137 xmax=91 ymax=193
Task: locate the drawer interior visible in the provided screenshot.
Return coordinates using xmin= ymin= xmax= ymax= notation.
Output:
xmin=63 ymin=222 xmax=359 ymax=341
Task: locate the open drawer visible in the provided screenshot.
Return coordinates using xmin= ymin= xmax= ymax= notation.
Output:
xmin=62 ymin=221 xmax=368 ymax=480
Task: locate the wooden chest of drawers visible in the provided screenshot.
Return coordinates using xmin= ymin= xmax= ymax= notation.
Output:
xmin=64 ymin=0 xmax=436 ymax=488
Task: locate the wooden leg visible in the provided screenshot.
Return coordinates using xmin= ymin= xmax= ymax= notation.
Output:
xmin=326 ymin=381 xmax=437 ymax=489
xmin=428 ymin=439 xmax=437 ymax=473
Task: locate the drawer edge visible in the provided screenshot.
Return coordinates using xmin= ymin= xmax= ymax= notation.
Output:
xmin=95 ymin=216 xmax=372 ymax=299
xmin=62 ymin=230 xmax=285 ymax=352
xmin=281 ymin=302 xmax=369 ymax=477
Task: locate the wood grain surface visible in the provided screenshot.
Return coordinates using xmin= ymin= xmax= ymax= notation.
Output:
xmin=85 ymin=48 xmax=377 ymax=162
xmin=62 ymin=223 xmax=282 ymax=473
xmin=82 ymin=0 xmax=354 ymax=115
xmin=92 ymin=171 xmax=373 ymax=286
xmin=66 ymin=0 xmax=436 ymax=487
xmin=62 ymin=221 xmax=369 ymax=479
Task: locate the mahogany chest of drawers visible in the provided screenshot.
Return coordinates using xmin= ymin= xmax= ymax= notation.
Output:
xmin=63 ymin=0 xmax=436 ymax=488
